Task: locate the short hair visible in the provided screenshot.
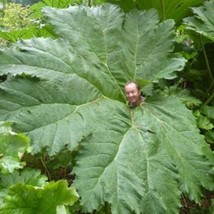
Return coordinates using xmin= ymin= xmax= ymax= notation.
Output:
xmin=124 ymin=80 xmax=141 ymax=91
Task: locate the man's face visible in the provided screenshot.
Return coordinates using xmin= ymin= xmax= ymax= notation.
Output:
xmin=124 ymin=83 xmax=141 ymax=106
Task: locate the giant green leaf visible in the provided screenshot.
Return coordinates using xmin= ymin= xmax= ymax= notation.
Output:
xmin=0 ymin=5 xmax=186 ymax=99
xmin=0 ymin=4 xmax=185 ymax=152
xmin=74 ymin=94 xmax=214 ymax=213
xmin=183 ymin=1 xmax=214 ymax=41
xmin=0 ymin=4 xmax=213 ymax=214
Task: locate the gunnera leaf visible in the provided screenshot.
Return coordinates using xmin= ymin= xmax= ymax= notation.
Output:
xmin=0 ymin=4 xmax=212 ymax=214
xmin=183 ymin=1 xmax=214 ymax=41
xmin=0 ymin=4 xmax=186 ymax=154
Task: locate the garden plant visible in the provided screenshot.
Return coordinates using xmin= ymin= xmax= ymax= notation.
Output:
xmin=0 ymin=0 xmax=213 ymax=213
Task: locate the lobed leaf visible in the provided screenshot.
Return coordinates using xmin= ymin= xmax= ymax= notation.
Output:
xmin=74 ymin=95 xmax=214 ymax=213
xmin=0 ymin=4 xmax=212 ymax=213
xmin=200 ymin=105 xmax=214 ymax=120
xmin=0 ymin=5 xmax=186 ymax=100
xmin=0 ymin=122 xmax=30 ymax=173
xmin=183 ymin=1 xmax=214 ymax=41
xmin=0 ymin=168 xmax=47 ymax=205
xmin=0 ymin=180 xmax=78 ymax=214
xmin=0 ymin=168 xmax=47 ymax=188
xmin=0 ymin=77 xmax=102 ymax=155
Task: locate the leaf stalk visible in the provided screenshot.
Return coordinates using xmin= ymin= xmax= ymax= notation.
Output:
xmin=88 ymin=0 xmax=92 ymax=7
xmin=40 ymin=156 xmax=51 ymax=181
xmin=200 ymin=35 xmax=214 ymax=90
xmin=204 ymin=92 xmax=214 ymax=105
xmin=160 ymin=0 xmax=166 ymax=20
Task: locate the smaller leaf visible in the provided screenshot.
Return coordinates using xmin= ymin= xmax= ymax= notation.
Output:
xmin=0 ymin=122 xmax=30 ymax=173
xmin=0 ymin=26 xmax=54 ymax=43
xmin=0 ymin=168 xmax=47 ymax=205
xmin=0 ymin=180 xmax=78 ymax=214
xmin=194 ymin=110 xmax=214 ymax=130
xmin=0 ymin=157 xmax=25 ymax=175
xmin=197 ymin=116 xmax=213 ymax=130
xmin=200 ymin=105 xmax=214 ymax=120
xmin=46 ymin=150 xmax=75 ymax=169
xmin=205 ymin=130 xmax=214 ymax=144
xmin=0 ymin=168 xmax=47 ymax=188
xmin=169 ymin=87 xmax=202 ymax=108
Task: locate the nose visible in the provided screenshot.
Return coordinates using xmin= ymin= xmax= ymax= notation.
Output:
xmin=128 ymin=93 xmax=134 ymax=97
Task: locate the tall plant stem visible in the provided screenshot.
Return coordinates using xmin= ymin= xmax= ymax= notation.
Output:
xmin=40 ymin=156 xmax=51 ymax=181
xmin=208 ymin=81 xmax=214 ymax=92
xmin=200 ymin=35 xmax=214 ymax=90
xmin=160 ymin=0 xmax=166 ymax=20
xmin=88 ymin=0 xmax=92 ymax=7
xmin=204 ymin=92 xmax=214 ymax=105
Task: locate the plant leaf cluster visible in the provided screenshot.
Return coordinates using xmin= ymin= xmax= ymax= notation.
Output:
xmin=0 ymin=123 xmax=78 ymax=213
xmin=0 ymin=1 xmax=213 ymax=213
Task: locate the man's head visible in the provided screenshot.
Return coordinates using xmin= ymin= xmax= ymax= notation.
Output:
xmin=124 ymin=81 xmax=142 ymax=107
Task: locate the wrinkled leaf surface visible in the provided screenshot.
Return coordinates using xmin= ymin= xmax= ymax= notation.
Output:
xmin=183 ymin=1 xmax=214 ymax=41
xmin=0 ymin=4 xmax=213 ymax=214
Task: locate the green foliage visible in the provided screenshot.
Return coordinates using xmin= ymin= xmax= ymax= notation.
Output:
xmin=0 ymin=180 xmax=78 ymax=213
xmin=0 ymin=3 xmax=33 ymax=30
xmin=178 ymin=1 xmax=214 ymax=143
xmin=194 ymin=110 xmax=214 ymax=130
xmin=194 ymin=105 xmax=214 ymax=132
xmin=0 ymin=2 xmax=54 ymax=43
xmin=0 ymin=168 xmax=47 ymax=205
xmin=93 ymin=0 xmax=205 ymax=23
xmin=0 ymin=3 xmax=213 ymax=213
xmin=200 ymin=105 xmax=214 ymax=120
xmin=183 ymin=1 xmax=214 ymax=41
xmin=30 ymin=0 xmax=75 ymax=19
xmin=0 ymin=3 xmax=34 ymax=43
xmin=5 ymin=0 xmax=39 ymax=5
xmin=199 ymin=105 xmax=214 ymax=145
xmin=0 ymin=168 xmax=47 ymax=187
xmin=182 ymin=1 xmax=214 ymax=91
xmin=0 ymin=122 xmax=29 ymax=173
xmin=0 ymin=121 xmax=78 ymax=213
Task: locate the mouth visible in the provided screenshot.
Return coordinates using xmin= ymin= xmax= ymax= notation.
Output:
xmin=128 ymin=98 xmax=136 ymax=103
